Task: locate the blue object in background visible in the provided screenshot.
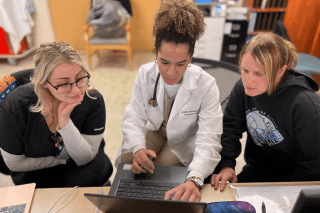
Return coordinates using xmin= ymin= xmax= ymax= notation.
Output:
xmin=215 ymin=5 xmax=221 ymax=14
xmin=195 ymin=0 xmax=212 ymax=3
xmin=295 ymin=53 xmax=320 ymax=76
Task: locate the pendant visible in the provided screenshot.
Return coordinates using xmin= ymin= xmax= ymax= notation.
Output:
xmin=52 ymin=135 xmax=63 ymax=150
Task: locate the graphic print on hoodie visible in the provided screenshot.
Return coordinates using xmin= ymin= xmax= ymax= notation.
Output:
xmin=246 ymin=110 xmax=284 ymax=147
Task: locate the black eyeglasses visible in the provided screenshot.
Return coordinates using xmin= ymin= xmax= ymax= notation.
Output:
xmin=46 ymin=72 xmax=91 ymax=94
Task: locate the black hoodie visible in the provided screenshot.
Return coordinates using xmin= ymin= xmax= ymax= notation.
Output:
xmin=218 ymin=69 xmax=320 ymax=181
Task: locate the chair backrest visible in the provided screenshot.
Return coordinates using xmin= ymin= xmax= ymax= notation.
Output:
xmin=84 ymin=0 xmax=133 ymax=70
xmin=87 ymin=0 xmax=131 ymax=39
xmin=0 ymin=69 xmax=34 ymax=110
xmin=191 ymin=58 xmax=241 ymax=114
xmin=0 ymin=68 xmax=34 ymax=174
xmin=274 ymin=20 xmax=291 ymax=42
xmin=192 ymin=58 xmax=239 ymax=73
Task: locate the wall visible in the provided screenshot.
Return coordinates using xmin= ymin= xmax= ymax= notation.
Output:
xmin=47 ymin=0 xmax=161 ymax=51
xmin=130 ymin=0 xmax=161 ymax=52
xmin=26 ymin=0 xmax=56 ymax=49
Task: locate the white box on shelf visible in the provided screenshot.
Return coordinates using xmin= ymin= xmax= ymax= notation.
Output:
xmin=194 ymin=16 xmax=225 ymax=61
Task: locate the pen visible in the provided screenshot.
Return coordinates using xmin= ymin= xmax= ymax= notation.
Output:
xmin=262 ymin=201 xmax=266 ymax=213
xmin=94 ymin=187 xmax=103 ymax=213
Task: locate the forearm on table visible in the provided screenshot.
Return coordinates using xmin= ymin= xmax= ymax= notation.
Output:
xmin=58 ymin=120 xmax=103 ymax=166
xmin=0 ymin=148 xmax=65 ymax=172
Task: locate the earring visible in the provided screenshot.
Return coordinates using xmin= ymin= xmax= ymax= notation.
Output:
xmin=155 ymin=60 xmax=158 ymax=63
xmin=188 ymin=63 xmax=191 ymax=67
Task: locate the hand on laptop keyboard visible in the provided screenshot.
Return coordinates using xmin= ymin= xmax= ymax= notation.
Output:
xmin=164 ymin=181 xmax=201 ymax=202
xmin=115 ymin=179 xmax=201 ymax=202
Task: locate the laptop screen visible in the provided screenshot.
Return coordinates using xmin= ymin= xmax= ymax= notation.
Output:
xmin=84 ymin=193 xmax=207 ymax=213
xmin=291 ymin=189 xmax=320 ymax=213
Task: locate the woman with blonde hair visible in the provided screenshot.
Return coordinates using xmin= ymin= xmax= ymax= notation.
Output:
xmin=211 ymin=33 xmax=320 ymax=191
xmin=0 ymin=41 xmax=113 ymax=188
xmin=116 ymin=0 xmax=223 ymax=202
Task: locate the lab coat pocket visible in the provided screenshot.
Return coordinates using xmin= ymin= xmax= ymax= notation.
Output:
xmin=179 ymin=115 xmax=198 ymax=139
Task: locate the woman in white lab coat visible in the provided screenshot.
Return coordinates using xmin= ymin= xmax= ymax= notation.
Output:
xmin=115 ymin=0 xmax=223 ymax=202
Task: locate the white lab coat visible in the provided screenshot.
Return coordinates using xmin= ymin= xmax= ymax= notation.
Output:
xmin=115 ymin=62 xmax=223 ymax=180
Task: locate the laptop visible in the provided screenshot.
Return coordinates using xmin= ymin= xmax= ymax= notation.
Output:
xmin=0 ymin=183 xmax=36 ymax=213
xmin=291 ymin=188 xmax=320 ymax=213
xmin=108 ymin=163 xmax=189 ymax=198
xmin=84 ymin=194 xmax=207 ymax=213
xmin=85 ymin=163 xmax=206 ymax=212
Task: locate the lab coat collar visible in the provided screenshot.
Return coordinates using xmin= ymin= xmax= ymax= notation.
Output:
xmin=168 ymin=66 xmax=199 ymax=124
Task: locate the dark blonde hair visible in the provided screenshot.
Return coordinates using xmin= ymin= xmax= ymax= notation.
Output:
xmin=239 ymin=33 xmax=298 ymax=95
xmin=30 ymin=41 xmax=94 ymax=114
xmin=153 ymin=0 xmax=205 ymax=56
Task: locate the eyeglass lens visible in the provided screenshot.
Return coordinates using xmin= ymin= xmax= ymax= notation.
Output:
xmin=57 ymin=77 xmax=89 ymax=94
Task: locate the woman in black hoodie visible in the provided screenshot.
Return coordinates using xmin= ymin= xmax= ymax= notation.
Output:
xmin=211 ymin=33 xmax=320 ymax=191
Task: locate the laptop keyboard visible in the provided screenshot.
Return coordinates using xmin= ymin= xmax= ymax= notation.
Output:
xmin=116 ymin=179 xmax=178 ymax=200
xmin=0 ymin=204 xmax=26 ymax=213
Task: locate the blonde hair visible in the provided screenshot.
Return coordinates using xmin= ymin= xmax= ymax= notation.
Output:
xmin=153 ymin=0 xmax=205 ymax=56
xmin=30 ymin=41 xmax=94 ymax=114
xmin=239 ymin=33 xmax=298 ymax=95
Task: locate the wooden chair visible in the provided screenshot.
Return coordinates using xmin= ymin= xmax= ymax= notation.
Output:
xmin=83 ymin=20 xmax=133 ymax=70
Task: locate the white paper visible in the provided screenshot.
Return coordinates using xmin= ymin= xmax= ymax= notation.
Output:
xmin=235 ymin=185 xmax=320 ymax=213
xmin=237 ymin=195 xmax=284 ymax=213
xmin=123 ymin=164 xmax=132 ymax=170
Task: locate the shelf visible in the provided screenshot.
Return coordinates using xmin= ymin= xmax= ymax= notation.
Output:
xmin=247 ymin=0 xmax=288 ymax=34
xmin=0 ymin=46 xmax=37 ymax=59
xmin=0 ymin=46 xmax=37 ymax=66
xmin=250 ymin=8 xmax=287 ymax=12
xmin=247 ymin=30 xmax=273 ymax=35
xmin=194 ymin=3 xmax=215 ymax=6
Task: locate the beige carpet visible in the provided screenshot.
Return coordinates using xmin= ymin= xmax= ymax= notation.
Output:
xmin=0 ymin=51 xmax=246 ymax=188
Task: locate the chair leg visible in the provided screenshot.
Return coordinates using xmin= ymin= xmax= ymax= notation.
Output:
xmin=86 ymin=49 xmax=93 ymax=71
xmin=127 ymin=48 xmax=133 ymax=70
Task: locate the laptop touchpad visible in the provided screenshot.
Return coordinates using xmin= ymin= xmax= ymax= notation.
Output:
xmin=134 ymin=166 xmax=171 ymax=181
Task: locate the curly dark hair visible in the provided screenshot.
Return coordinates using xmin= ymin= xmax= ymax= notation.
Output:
xmin=153 ymin=0 xmax=205 ymax=57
